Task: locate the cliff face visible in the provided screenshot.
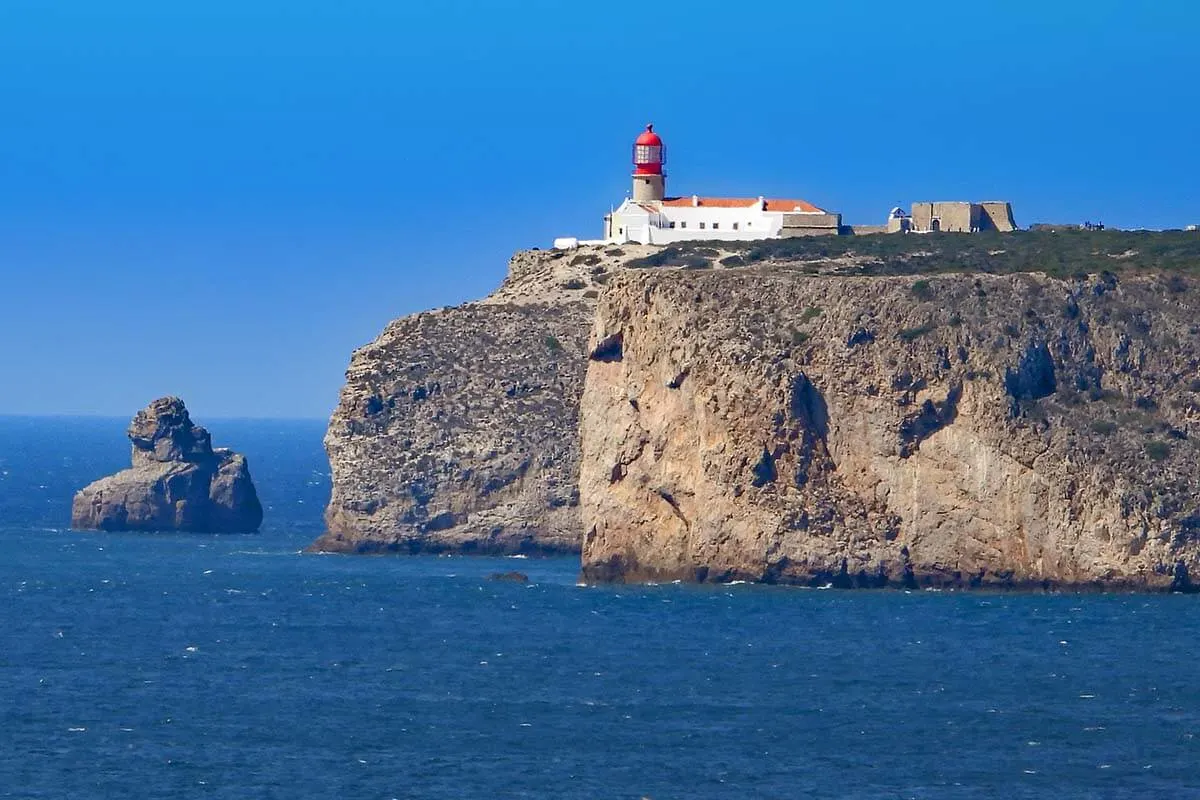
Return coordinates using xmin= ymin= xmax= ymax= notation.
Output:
xmin=579 ymin=268 xmax=1200 ymax=590
xmin=313 ymin=245 xmax=649 ymax=554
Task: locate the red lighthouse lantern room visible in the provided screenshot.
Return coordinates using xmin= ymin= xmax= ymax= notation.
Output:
xmin=631 ymin=124 xmax=666 ymax=203
xmin=633 ymin=124 xmax=665 ymax=175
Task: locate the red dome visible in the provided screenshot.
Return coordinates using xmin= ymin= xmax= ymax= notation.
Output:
xmin=633 ymin=124 xmax=665 ymax=176
xmin=635 ymin=124 xmax=663 ymax=147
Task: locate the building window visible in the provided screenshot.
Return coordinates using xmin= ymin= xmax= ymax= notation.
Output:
xmin=699 ymin=222 xmax=706 ymax=230
xmin=746 ymin=222 xmax=751 ymax=228
xmin=680 ymin=221 xmax=687 ymax=229
xmin=669 ymin=221 xmax=676 ymax=229
xmin=712 ymin=222 xmax=719 ymax=230
xmin=618 ymin=228 xmax=623 ymax=235
xmin=732 ymin=222 xmax=739 ymax=231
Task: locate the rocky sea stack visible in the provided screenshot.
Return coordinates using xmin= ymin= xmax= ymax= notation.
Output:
xmin=72 ymin=397 xmax=263 ymax=533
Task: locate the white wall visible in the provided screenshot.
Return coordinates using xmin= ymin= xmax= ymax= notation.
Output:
xmin=607 ymin=201 xmax=797 ymax=244
xmin=652 ymin=205 xmax=784 ymax=242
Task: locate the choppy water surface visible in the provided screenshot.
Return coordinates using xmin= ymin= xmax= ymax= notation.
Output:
xmin=0 ymin=417 xmax=1197 ymax=798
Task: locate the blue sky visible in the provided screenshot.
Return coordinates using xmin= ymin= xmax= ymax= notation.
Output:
xmin=1 ymin=0 xmax=1197 ymax=418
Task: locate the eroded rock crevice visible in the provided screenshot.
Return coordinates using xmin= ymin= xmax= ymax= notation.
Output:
xmin=899 ymin=383 xmax=962 ymax=458
xmin=589 ymin=332 xmax=624 ymax=363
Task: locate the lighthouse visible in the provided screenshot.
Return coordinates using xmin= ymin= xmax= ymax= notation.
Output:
xmin=593 ymin=123 xmax=841 ymax=245
xmin=632 ymin=124 xmax=665 ymax=203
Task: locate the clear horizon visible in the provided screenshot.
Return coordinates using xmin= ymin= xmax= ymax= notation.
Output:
xmin=2 ymin=0 xmax=1198 ymax=417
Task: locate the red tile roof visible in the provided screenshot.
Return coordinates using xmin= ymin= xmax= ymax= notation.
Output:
xmin=763 ymin=198 xmax=824 ymax=213
xmin=661 ymin=196 xmax=825 ymax=213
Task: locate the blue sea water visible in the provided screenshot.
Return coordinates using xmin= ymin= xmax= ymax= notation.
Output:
xmin=0 ymin=417 xmax=1198 ymax=799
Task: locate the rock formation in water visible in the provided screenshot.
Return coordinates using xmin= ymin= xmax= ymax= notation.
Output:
xmin=579 ymin=266 xmax=1200 ymax=591
xmin=312 ymin=245 xmax=651 ymax=554
xmin=488 ymin=571 xmax=530 ymax=583
xmin=72 ymin=397 xmax=263 ymax=533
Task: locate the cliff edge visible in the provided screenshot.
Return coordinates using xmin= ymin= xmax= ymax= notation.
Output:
xmin=579 ymin=266 xmax=1200 ymax=591
xmin=312 ymin=245 xmax=651 ymax=554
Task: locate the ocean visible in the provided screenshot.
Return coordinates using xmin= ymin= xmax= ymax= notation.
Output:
xmin=0 ymin=417 xmax=1197 ymax=798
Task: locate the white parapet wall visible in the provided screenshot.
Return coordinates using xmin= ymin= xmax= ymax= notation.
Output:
xmin=553 ymin=237 xmax=607 ymax=249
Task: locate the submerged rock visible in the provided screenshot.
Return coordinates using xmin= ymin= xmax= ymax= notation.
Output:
xmin=488 ymin=571 xmax=530 ymax=583
xmin=71 ymin=397 xmax=263 ymax=533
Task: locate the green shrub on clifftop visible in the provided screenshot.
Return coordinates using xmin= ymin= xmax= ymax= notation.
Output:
xmin=1145 ymin=440 xmax=1172 ymax=461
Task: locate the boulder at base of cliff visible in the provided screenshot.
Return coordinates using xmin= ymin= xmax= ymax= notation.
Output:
xmin=71 ymin=397 xmax=264 ymax=533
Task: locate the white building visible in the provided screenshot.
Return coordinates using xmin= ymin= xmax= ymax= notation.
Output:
xmin=602 ymin=125 xmax=841 ymax=245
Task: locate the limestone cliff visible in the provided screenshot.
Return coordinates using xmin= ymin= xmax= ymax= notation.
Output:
xmin=313 ymin=245 xmax=651 ymax=554
xmin=579 ymin=267 xmax=1200 ymax=590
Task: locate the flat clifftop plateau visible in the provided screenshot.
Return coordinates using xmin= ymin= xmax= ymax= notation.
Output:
xmin=579 ymin=267 xmax=1200 ymax=591
xmin=313 ymin=244 xmax=652 ymax=555
xmin=628 ymin=228 xmax=1200 ymax=278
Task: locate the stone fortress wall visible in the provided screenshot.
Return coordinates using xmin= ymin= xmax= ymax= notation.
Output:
xmin=779 ymin=212 xmax=843 ymax=237
xmin=910 ymin=202 xmax=1017 ymax=233
xmin=723 ymin=201 xmax=1020 ymax=238
xmin=980 ymin=202 xmax=1018 ymax=231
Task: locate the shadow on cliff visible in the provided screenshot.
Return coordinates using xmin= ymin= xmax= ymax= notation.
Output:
xmin=790 ymin=374 xmax=828 ymax=441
